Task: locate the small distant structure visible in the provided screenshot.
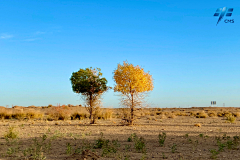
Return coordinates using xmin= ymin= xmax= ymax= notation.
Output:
xmin=211 ymin=101 xmax=216 ymax=107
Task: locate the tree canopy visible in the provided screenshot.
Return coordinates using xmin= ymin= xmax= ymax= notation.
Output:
xmin=114 ymin=61 xmax=153 ymax=94
xmin=70 ymin=67 xmax=108 ymax=124
xmin=70 ymin=67 xmax=108 ymax=95
xmin=113 ymin=61 xmax=154 ymax=125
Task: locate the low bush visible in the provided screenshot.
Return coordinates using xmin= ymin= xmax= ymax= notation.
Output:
xmin=71 ymin=112 xmax=89 ymax=120
xmin=158 ymin=132 xmax=166 ymax=147
xmin=196 ymin=111 xmax=208 ymax=118
xmin=226 ymin=115 xmax=236 ymax=123
xmin=4 ymin=126 xmax=19 ymax=140
xmin=208 ymin=111 xmax=217 ymax=117
xmin=48 ymin=105 xmax=71 ymax=120
xmin=12 ymin=112 xmax=26 ymax=120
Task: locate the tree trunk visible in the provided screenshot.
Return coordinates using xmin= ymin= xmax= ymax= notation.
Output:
xmin=89 ymin=94 xmax=94 ymax=124
xmin=130 ymin=93 xmax=134 ymax=125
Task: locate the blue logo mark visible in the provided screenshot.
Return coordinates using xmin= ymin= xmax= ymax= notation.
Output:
xmin=213 ymin=7 xmax=234 ymax=25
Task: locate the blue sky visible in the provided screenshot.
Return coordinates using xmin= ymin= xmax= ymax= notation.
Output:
xmin=1 ymin=0 xmax=240 ymax=108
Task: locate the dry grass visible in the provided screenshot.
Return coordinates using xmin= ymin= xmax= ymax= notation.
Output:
xmin=103 ymin=109 xmax=113 ymax=120
xmin=226 ymin=114 xmax=236 ymax=123
xmin=47 ymin=105 xmax=71 ymax=120
xmin=172 ymin=111 xmax=187 ymax=116
xmin=233 ymin=112 xmax=240 ymax=117
xmin=168 ymin=113 xmax=176 ymax=118
xmin=0 ymin=108 xmax=44 ymax=120
xmin=190 ymin=111 xmax=198 ymax=117
xmin=196 ymin=111 xmax=208 ymax=118
xmin=208 ymin=111 xmax=218 ymax=117
xmin=26 ymin=111 xmax=43 ymax=119
xmin=71 ymin=112 xmax=89 ymax=120
xmin=159 ymin=114 xmax=167 ymax=119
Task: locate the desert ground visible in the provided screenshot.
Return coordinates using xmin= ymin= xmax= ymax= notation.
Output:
xmin=0 ymin=106 xmax=240 ymax=160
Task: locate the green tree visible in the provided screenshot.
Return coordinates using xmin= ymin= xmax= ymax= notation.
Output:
xmin=113 ymin=61 xmax=154 ymax=125
xmin=70 ymin=67 xmax=109 ymax=124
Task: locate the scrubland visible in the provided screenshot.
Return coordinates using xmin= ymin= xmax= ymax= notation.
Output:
xmin=1 ymin=105 xmax=240 ymax=159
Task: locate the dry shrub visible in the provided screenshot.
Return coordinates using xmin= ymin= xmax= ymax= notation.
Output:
xmin=196 ymin=111 xmax=208 ymax=118
xmin=134 ymin=112 xmax=142 ymax=119
xmin=162 ymin=112 xmax=170 ymax=116
xmin=120 ymin=108 xmax=131 ymax=120
xmin=194 ymin=123 xmax=201 ymax=127
xmin=4 ymin=112 xmax=13 ymax=119
xmin=217 ymin=111 xmax=224 ymax=117
xmin=12 ymin=109 xmax=25 ymax=120
xmin=173 ymin=111 xmax=187 ymax=116
xmin=48 ymin=105 xmax=71 ymax=120
xmin=150 ymin=112 xmax=156 ymax=116
xmin=151 ymin=116 xmax=157 ymax=121
xmin=103 ymin=109 xmax=113 ymax=120
xmin=92 ymin=107 xmax=113 ymax=120
xmin=159 ymin=114 xmax=167 ymax=119
xmin=12 ymin=112 xmax=25 ymax=120
xmin=155 ymin=111 xmax=162 ymax=115
xmin=233 ymin=112 xmax=240 ymax=117
xmin=208 ymin=111 xmax=217 ymax=117
xmin=146 ymin=115 xmax=152 ymax=120
xmin=0 ymin=108 xmax=8 ymax=119
xmin=47 ymin=104 xmax=53 ymax=108
xmin=26 ymin=112 xmax=43 ymax=119
xmin=71 ymin=112 xmax=89 ymax=120
xmin=94 ymin=108 xmax=104 ymax=120
xmin=145 ymin=111 xmax=150 ymax=116
xmin=168 ymin=113 xmax=176 ymax=118
xmin=223 ymin=112 xmax=232 ymax=117
xmin=190 ymin=111 xmax=198 ymax=117
xmin=226 ymin=115 xmax=236 ymax=123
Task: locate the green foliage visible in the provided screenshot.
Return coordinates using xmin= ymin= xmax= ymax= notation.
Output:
xmin=171 ymin=143 xmax=177 ymax=153
xmin=70 ymin=67 xmax=109 ymax=124
xmin=93 ymin=133 xmax=120 ymax=157
xmin=133 ymin=135 xmax=146 ymax=153
xmin=4 ymin=126 xmax=18 ymax=141
xmin=125 ymin=144 xmax=131 ymax=151
xmin=210 ymin=149 xmax=219 ymax=159
xmin=66 ymin=143 xmax=72 ymax=155
xmin=7 ymin=147 xmax=19 ymax=155
xmin=222 ymin=134 xmax=230 ymax=140
xmin=162 ymin=152 xmax=168 ymax=159
xmin=50 ymin=130 xmax=65 ymax=140
xmin=226 ymin=140 xmax=234 ymax=149
xmin=217 ymin=141 xmax=226 ymax=152
xmin=127 ymin=133 xmax=137 ymax=142
xmin=23 ymin=134 xmax=51 ymax=160
xmin=192 ymin=140 xmax=198 ymax=151
xmin=158 ymin=132 xmax=166 ymax=147
xmin=94 ymin=132 xmax=107 ymax=149
xmin=101 ymin=140 xmax=120 ymax=157
xmin=199 ymin=133 xmax=204 ymax=138
xmin=70 ymin=67 xmax=108 ymax=95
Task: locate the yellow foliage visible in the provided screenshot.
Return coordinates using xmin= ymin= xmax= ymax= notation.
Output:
xmin=113 ymin=61 xmax=154 ymax=94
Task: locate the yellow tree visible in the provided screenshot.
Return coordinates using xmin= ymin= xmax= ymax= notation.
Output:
xmin=113 ymin=61 xmax=154 ymax=125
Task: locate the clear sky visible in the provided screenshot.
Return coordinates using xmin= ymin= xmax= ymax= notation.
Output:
xmin=1 ymin=0 xmax=240 ymax=108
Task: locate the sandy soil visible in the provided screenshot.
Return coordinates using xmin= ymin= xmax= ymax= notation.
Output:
xmin=0 ymin=111 xmax=240 ymax=160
